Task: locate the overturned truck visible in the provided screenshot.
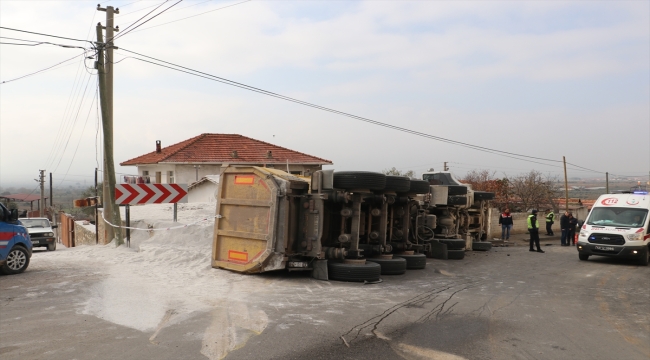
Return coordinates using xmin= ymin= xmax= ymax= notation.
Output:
xmin=212 ymin=167 xmax=493 ymax=282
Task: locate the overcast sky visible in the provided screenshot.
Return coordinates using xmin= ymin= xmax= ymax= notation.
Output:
xmin=1 ymin=0 xmax=649 ymax=189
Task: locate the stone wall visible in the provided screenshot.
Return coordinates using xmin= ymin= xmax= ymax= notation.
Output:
xmin=73 ymin=221 xmax=96 ymax=246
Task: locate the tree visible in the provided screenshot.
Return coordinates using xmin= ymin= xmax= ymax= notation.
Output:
xmin=382 ymin=167 xmax=415 ymax=177
xmin=461 ymin=169 xmax=509 ymax=210
xmin=506 ymin=170 xmax=560 ymax=212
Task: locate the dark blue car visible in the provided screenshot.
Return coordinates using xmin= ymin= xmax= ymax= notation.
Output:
xmin=0 ymin=203 xmax=32 ymax=275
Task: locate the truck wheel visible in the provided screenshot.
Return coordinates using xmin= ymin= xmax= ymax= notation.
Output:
xmin=327 ymin=261 xmax=381 ymax=282
xmin=1 ymin=247 xmax=30 ymax=275
xmin=393 ymin=253 xmax=426 ymax=269
xmin=578 ymin=253 xmax=589 ymax=261
xmin=447 ymin=249 xmax=465 ymax=260
xmin=366 ymin=257 xmax=407 ymax=275
xmin=333 ymin=171 xmax=386 ymax=191
xmin=408 ymin=180 xmax=430 ymax=194
xmin=384 ymin=176 xmax=411 ymax=193
xmin=47 ymin=242 xmax=57 ymax=251
xmin=639 ymin=248 xmax=649 ymax=266
xmin=439 ymin=239 xmax=465 ymax=250
xmin=472 ymin=241 xmax=492 ymax=251
xmin=447 ymin=185 xmax=468 ymax=196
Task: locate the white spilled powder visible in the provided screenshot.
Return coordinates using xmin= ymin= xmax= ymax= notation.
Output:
xmin=35 ymin=202 xmax=439 ymax=359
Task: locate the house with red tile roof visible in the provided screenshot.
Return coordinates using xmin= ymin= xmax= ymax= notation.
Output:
xmin=120 ymin=134 xmax=332 ymax=185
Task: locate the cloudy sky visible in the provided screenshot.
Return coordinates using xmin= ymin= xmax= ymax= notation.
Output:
xmin=1 ymin=0 xmax=649 ymax=189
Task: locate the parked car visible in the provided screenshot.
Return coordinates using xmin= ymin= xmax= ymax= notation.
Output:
xmin=20 ymin=217 xmax=58 ymax=251
xmin=0 ymin=203 xmax=33 ymax=275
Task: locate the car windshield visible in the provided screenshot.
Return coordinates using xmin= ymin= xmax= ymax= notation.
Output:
xmin=20 ymin=219 xmax=50 ymax=228
xmin=587 ymin=208 xmax=648 ymax=227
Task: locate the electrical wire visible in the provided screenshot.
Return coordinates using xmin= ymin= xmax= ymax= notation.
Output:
xmin=51 ymin=73 xmax=95 ymax=174
xmin=113 ymin=0 xmax=183 ymax=41
xmin=57 ymin=80 xmax=99 ymax=187
xmin=118 ymin=48 xmax=570 ymax=166
xmin=0 ymin=26 xmax=93 ymax=45
xmin=128 ymin=0 xmax=251 ymax=34
xmin=110 ymin=0 xmax=170 ymax=41
xmin=0 ymin=51 xmax=87 ymax=84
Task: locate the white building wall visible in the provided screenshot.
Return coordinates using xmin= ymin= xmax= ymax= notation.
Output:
xmin=188 ymin=182 xmax=219 ymax=203
xmin=175 ymin=165 xmax=222 ymax=185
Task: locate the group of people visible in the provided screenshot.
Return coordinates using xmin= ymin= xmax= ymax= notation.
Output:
xmin=498 ymin=208 xmax=579 ymax=252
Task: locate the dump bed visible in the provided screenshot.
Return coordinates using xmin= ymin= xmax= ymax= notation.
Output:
xmin=212 ymin=166 xmax=309 ymax=273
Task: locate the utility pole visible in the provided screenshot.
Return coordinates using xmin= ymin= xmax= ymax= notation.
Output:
xmin=95 ymin=168 xmax=99 ymax=245
xmin=444 ymin=162 xmax=449 ymax=171
xmin=96 ymin=4 xmax=123 ymax=246
xmin=49 ymin=172 xmax=53 ymax=209
xmin=605 ymin=172 xmax=609 ymax=194
xmin=39 ymin=170 xmax=45 ymax=217
xmin=562 ymin=156 xmax=569 ymax=212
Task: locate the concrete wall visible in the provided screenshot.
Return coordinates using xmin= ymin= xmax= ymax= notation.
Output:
xmin=175 ymin=165 xmax=221 ymax=185
xmin=488 ymin=207 xmax=588 ymax=239
xmin=73 ymin=221 xmax=96 ymax=246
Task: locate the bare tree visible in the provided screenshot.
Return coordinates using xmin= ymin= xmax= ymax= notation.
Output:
xmin=461 ymin=169 xmax=509 ymax=210
xmin=506 ymin=170 xmax=561 ymax=212
xmin=382 ymin=167 xmax=415 ymax=177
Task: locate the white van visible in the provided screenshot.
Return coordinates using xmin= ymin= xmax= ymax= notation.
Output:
xmin=577 ymin=192 xmax=649 ymax=266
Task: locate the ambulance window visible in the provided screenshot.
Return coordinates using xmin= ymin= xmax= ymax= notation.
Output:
xmin=0 ymin=204 xmax=6 ymax=222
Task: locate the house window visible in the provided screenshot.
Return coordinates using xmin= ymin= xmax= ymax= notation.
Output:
xmin=142 ymin=171 xmax=149 ymax=176
xmin=168 ymin=171 xmax=174 ymax=184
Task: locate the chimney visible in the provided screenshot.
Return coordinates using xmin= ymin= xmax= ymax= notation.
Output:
xmin=231 ymin=150 xmax=238 ymax=158
xmin=266 ymin=150 xmax=272 ymax=159
xmin=156 ymin=140 xmax=161 ymax=153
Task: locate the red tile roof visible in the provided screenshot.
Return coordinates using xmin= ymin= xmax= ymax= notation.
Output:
xmin=121 ymin=134 xmax=332 ymax=166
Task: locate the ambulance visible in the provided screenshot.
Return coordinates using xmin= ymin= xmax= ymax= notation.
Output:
xmin=576 ymin=192 xmax=649 ymax=266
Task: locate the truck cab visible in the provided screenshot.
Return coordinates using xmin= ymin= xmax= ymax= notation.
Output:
xmin=0 ymin=203 xmax=33 ymax=274
xmin=577 ymin=193 xmax=650 ymax=266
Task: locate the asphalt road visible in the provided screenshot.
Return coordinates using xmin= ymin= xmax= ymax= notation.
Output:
xmin=1 ymin=238 xmax=649 ymax=360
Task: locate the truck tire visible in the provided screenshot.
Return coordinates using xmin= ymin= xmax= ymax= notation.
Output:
xmin=472 ymin=241 xmax=492 ymax=251
xmin=47 ymin=242 xmax=56 ymax=251
xmin=1 ymin=246 xmax=30 ymax=275
xmin=447 ymin=185 xmax=468 ymax=196
xmin=384 ymin=176 xmax=411 ymax=193
xmin=447 ymin=249 xmax=465 ymax=260
xmin=439 ymin=239 xmax=465 ymax=250
xmin=333 ymin=171 xmax=386 ymax=191
xmin=408 ymin=180 xmax=430 ymax=194
xmin=638 ymin=248 xmax=649 ymax=266
xmin=473 ymin=191 xmax=495 ymax=201
xmin=393 ymin=253 xmax=426 ymax=269
xmin=366 ymin=257 xmax=407 ymax=275
xmin=327 ymin=261 xmax=381 ymax=282
xmin=578 ymin=253 xmax=589 ymax=261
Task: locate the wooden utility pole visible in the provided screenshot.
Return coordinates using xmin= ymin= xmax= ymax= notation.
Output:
xmin=96 ymin=7 xmax=123 ymax=246
xmin=606 ymin=172 xmax=609 ymax=194
xmin=39 ymin=170 xmax=45 ymax=217
xmin=49 ymin=172 xmax=53 ymax=209
xmin=563 ymin=156 xmax=569 ymax=212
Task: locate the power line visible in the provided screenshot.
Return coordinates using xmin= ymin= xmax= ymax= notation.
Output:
xmin=119 ymin=48 xmax=570 ymax=167
xmin=0 ymin=26 xmax=92 ymax=45
xmin=113 ymin=0 xmax=184 ymax=41
xmin=128 ymin=0 xmax=251 ymax=34
xmin=0 ymin=51 xmax=87 ymax=84
xmin=110 ymin=0 xmax=170 ymax=41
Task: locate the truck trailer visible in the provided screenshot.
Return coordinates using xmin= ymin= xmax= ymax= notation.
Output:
xmin=212 ymin=167 xmax=493 ymax=281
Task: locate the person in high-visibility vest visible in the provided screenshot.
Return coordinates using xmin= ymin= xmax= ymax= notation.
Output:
xmin=528 ymin=210 xmax=544 ymax=253
xmin=545 ymin=209 xmax=555 ymax=236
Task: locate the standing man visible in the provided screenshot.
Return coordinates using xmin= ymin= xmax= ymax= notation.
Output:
xmin=499 ymin=208 xmax=514 ymax=240
xmin=528 ymin=210 xmax=544 ymax=253
xmin=568 ymin=212 xmax=578 ymax=246
xmin=560 ymin=211 xmax=570 ymax=246
xmin=545 ymin=208 xmax=555 ymax=236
